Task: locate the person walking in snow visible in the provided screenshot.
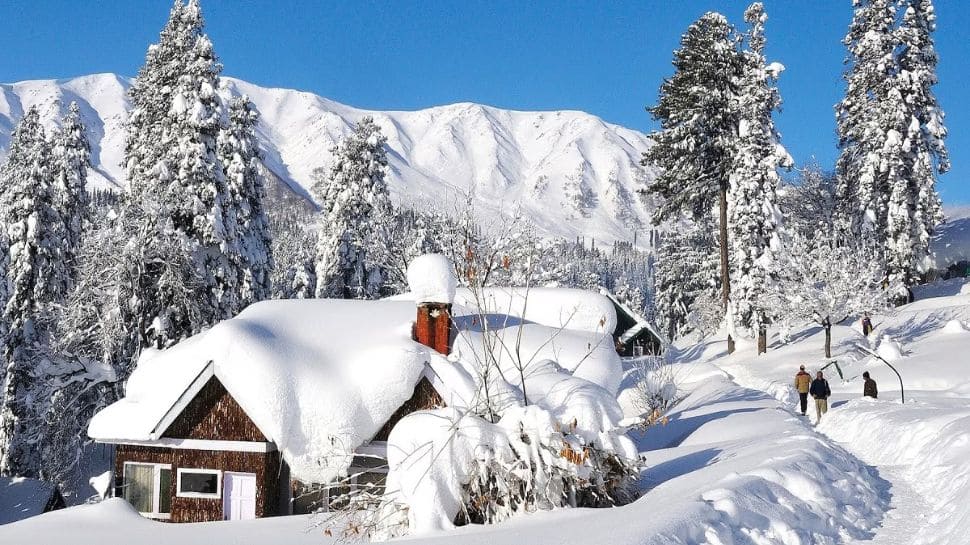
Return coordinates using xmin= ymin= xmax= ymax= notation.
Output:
xmin=862 ymin=371 xmax=878 ymax=399
xmin=862 ymin=314 xmax=874 ymax=337
xmin=794 ymin=365 xmax=811 ymax=415
xmin=810 ymin=371 xmax=831 ymax=423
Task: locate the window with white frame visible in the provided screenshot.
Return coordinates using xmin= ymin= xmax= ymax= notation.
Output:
xmin=177 ymin=468 xmax=222 ymax=498
xmin=123 ymin=462 xmax=172 ymax=519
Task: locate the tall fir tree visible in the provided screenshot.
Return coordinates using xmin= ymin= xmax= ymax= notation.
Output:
xmin=0 ymin=108 xmax=65 ymax=477
xmin=314 ymin=116 xmax=392 ymax=299
xmin=834 ymin=0 xmax=898 ymax=245
xmin=836 ymin=0 xmax=947 ymax=285
xmin=643 ymin=12 xmax=741 ymax=351
xmin=893 ymin=0 xmax=948 ymax=283
xmin=117 ymin=0 xmax=238 ymax=353
xmin=162 ymin=25 xmax=231 ymax=324
xmin=51 ymin=101 xmax=92 ymax=282
xmin=727 ymin=3 xmax=791 ymax=347
xmin=125 ymin=0 xmax=199 ymax=198
xmin=219 ymin=95 xmax=273 ymax=311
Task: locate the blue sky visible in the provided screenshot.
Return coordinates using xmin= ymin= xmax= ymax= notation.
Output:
xmin=2 ymin=0 xmax=967 ymax=205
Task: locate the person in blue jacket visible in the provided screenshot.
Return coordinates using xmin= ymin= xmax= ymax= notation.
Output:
xmin=809 ymin=371 xmax=832 ymax=423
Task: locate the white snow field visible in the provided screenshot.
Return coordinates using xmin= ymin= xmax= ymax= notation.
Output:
xmin=6 ymin=280 xmax=969 ymax=543
xmin=0 ymin=74 xmax=657 ymax=245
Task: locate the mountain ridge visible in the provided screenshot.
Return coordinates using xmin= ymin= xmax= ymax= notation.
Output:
xmin=0 ymin=73 xmax=658 ymax=245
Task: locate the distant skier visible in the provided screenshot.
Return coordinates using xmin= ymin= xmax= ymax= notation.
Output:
xmin=862 ymin=314 xmax=874 ymax=337
xmin=794 ymin=365 xmax=811 ymax=415
xmin=810 ymin=371 xmax=832 ymax=423
xmin=862 ymin=371 xmax=878 ymax=399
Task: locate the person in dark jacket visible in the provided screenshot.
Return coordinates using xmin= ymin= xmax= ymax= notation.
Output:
xmin=794 ymin=365 xmax=811 ymax=415
xmin=810 ymin=371 xmax=832 ymax=422
xmin=862 ymin=371 xmax=878 ymax=398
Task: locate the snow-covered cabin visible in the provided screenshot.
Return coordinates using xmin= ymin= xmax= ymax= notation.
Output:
xmin=88 ymin=255 xmax=627 ymax=523
xmin=599 ymin=290 xmax=664 ymax=356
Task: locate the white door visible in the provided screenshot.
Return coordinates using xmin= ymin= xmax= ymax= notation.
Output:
xmin=223 ymin=472 xmax=257 ymax=520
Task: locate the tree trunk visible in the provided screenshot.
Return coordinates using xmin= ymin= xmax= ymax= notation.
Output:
xmin=719 ymin=185 xmax=734 ymax=354
xmin=758 ymin=327 xmax=767 ymax=355
xmin=823 ymin=317 xmax=832 ymax=359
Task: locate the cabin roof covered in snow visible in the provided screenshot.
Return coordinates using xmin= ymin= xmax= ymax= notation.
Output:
xmin=394 ymin=286 xmax=618 ymax=334
xmin=599 ymin=289 xmax=664 ymax=345
xmin=89 ymin=290 xmax=625 ymax=484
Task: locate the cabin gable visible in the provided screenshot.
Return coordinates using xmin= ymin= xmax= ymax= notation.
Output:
xmin=371 ymin=376 xmax=445 ymax=442
xmin=162 ymin=376 xmax=266 ymax=442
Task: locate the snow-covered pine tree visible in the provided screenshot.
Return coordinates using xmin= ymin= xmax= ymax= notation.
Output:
xmin=219 ymin=95 xmax=273 ymax=311
xmin=125 ymin=0 xmax=197 ymax=198
xmin=161 ymin=21 xmax=231 ymax=326
xmin=643 ymin=12 xmax=742 ymax=351
xmin=369 ymin=208 xmax=446 ymax=294
xmin=893 ymin=0 xmax=948 ymax=283
xmin=0 ymin=108 xmax=65 ymax=477
xmin=51 ymin=101 xmax=92 ymax=283
xmin=654 ymin=226 xmax=720 ymax=341
xmin=728 ymin=3 xmax=792 ymax=351
xmin=118 ymin=0 xmax=238 ymax=351
xmin=313 ymin=116 xmax=392 ymax=299
xmin=834 ymin=0 xmax=898 ymax=247
xmin=268 ymin=205 xmax=318 ymax=299
xmin=882 ymin=99 xmax=914 ymax=284
xmin=643 ymin=13 xmax=741 ymax=225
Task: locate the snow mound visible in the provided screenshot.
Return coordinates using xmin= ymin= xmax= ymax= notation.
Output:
xmin=877 ymin=335 xmax=904 ymax=362
xmin=384 ymin=402 xmax=635 ymax=535
xmin=941 ymin=319 xmax=969 ymax=334
xmin=452 ymin=316 xmax=623 ymax=395
xmin=407 ymin=254 xmax=456 ymax=304
xmin=819 ymin=399 xmax=970 ymax=545
xmin=383 ymin=408 xmax=511 ymax=534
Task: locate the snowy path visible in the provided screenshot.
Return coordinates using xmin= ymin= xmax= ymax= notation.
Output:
xmin=841 ymin=464 xmax=930 ymax=545
xmin=712 ymin=361 xmax=932 ymax=545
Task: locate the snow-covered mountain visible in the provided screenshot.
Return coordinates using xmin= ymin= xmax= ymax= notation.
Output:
xmin=0 ymin=73 xmax=657 ymax=245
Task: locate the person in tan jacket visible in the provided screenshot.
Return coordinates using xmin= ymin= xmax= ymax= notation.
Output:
xmin=794 ymin=365 xmax=811 ymax=415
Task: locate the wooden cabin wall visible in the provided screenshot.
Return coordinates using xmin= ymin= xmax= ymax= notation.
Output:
xmin=371 ymin=377 xmax=444 ymax=442
xmin=163 ymin=377 xmax=266 ymax=442
xmin=116 ymin=445 xmax=282 ymax=523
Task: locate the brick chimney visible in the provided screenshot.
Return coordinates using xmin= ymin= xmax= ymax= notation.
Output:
xmin=414 ymin=302 xmax=452 ymax=355
xmin=407 ymin=254 xmax=457 ymax=356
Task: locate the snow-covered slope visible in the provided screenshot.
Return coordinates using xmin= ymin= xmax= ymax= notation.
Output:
xmin=700 ymin=277 xmax=970 ymax=545
xmin=0 ymin=74 xmax=656 ymax=244
xmin=931 ymin=207 xmax=970 ymax=270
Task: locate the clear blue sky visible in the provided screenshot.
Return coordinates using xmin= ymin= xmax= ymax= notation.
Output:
xmin=2 ymin=0 xmax=967 ymax=205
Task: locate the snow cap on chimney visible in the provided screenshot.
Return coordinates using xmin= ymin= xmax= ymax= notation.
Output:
xmin=407 ymin=254 xmax=457 ymax=305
